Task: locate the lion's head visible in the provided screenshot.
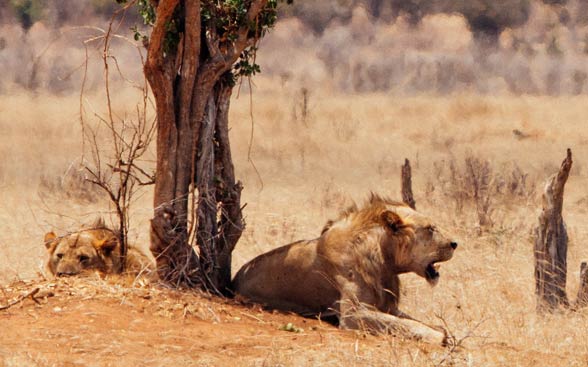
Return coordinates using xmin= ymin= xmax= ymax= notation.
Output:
xmin=325 ymin=194 xmax=458 ymax=286
xmin=389 ymin=204 xmax=457 ymax=285
xmin=43 ymin=219 xmax=123 ymax=277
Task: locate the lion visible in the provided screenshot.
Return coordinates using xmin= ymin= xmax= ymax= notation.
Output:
xmin=43 ymin=218 xmax=155 ymax=278
xmin=233 ymin=194 xmax=458 ymax=345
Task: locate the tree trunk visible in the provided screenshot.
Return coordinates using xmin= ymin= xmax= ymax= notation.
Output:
xmin=196 ymin=80 xmax=243 ymax=294
xmin=149 ymin=75 xmax=243 ymax=291
xmin=576 ymin=262 xmax=588 ymax=308
xmin=144 ymin=0 xmax=266 ymax=293
xmin=534 ymin=148 xmax=572 ymax=312
xmin=401 ymin=158 xmax=416 ymax=209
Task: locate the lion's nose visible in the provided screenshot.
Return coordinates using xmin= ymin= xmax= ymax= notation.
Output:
xmin=450 ymin=242 xmax=458 ymax=250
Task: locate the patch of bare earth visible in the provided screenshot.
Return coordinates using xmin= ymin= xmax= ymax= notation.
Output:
xmin=0 ymin=278 xmax=574 ymax=367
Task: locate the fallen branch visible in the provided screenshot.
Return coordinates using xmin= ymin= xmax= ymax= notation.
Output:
xmin=0 ymin=288 xmax=40 ymax=311
xmin=239 ymin=311 xmax=265 ymax=323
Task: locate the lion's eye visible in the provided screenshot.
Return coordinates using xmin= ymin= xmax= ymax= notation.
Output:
xmin=56 ymin=253 xmax=64 ymax=259
xmin=79 ymin=255 xmax=90 ymax=263
xmin=427 ymin=226 xmax=436 ymax=233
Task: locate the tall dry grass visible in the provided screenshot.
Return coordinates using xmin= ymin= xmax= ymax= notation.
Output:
xmin=2 ymin=10 xmax=588 ymax=363
xmin=1 ymin=5 xmax=588 ymax=367
xmin=226 ymin=84 xmax=588 ymax=365
xmin=3 ymin=81 xmax=588 ymax=364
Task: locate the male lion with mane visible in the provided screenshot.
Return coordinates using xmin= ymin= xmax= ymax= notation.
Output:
xmin=233 ymin=194 xmax=458 ymax=344
xmin=43 ymin=218 xmax=154 ymax=278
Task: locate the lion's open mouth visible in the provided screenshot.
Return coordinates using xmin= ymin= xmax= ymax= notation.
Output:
xmin=425 ymin=262 xmax=440 ymax=282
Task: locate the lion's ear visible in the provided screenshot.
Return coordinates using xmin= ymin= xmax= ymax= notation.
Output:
xmin=90 ymin=217 xmax=106 ymax=229
xmin=381 ymin=211 xmax=406 ymax=233
xmin=44 ymin=232 xmax=57 ymax=250
xmin=93 ymin=237 xmax=119 ymax=256
xmin=321 ymin=220 xmax=334 ymax=235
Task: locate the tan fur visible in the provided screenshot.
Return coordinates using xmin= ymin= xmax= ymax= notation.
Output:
xmin=43 ymin=218 xmax=155 ymax=278
xmin=233 ymin=194 xmax=458 ymax=344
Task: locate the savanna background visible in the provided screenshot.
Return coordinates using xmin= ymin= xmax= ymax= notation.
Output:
xmin=1 ymin=0 xmax=588 ymax=365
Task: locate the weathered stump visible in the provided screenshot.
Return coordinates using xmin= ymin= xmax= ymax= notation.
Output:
xmin=401 ymin=159 xmax=416 ymax=210
xmin=534 ymin=148 xmax=572 ymax=312
xmin=576 ymin=262 xmax=588 ymax=308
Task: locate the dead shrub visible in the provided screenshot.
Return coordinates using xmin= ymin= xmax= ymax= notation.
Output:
xmin=330 ymin=118 xmax=357 ymax=143
xmin=320 ymin=181 xmax=350 ymax=213
xmin=464 ymin=156 xmax=493 ymax=229
xmin=494 ymin=161 xmax=535 ymax=200
xmin=291 ymin=87 xmax=312 ymax=126
xmin=38 ymin=160 xmax=104 ymax=203
xmin=427 ymin=154 xmax=534 ymax=231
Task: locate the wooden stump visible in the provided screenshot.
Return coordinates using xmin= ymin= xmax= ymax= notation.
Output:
xmin=534 ymin=148 xmax=572 ymax=312
xmin=401 ymin=159 xmax=416 ymax=210
xmin=577 ymin=262 xmax=588 ymax=308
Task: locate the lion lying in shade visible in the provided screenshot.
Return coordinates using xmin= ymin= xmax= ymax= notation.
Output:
xmin=233 ymin=195 xmax=458 ymax=345
xmin=43 ymin=218 xmax=155 ymax=278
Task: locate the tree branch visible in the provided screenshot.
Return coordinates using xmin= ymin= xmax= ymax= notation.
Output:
xmin=0 ymin=288 xmax=40 ymax=311
xmin=145 ymin=0 xmax=179 ymax=74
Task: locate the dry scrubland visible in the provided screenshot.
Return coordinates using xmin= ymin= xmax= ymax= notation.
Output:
xmin=3 ymin=5 xmax=588 ymax=366
xmin=1 ymin=78 xmax=588 ymax=365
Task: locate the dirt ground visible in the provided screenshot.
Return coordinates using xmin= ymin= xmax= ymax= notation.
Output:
xmin=0 ymin=277 xmax=436 ymax=366
xmin=0 ymin=277 xmax=578 ymax=367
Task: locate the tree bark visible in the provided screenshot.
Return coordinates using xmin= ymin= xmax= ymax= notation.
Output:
xmin=145 ymin=0 xmax=195 ymax=286
xmin=401 ymin=158 xmax=416 ymax=209
xmin=196 ymin=79 xmax=244 ymax=294
xmin=534 ymin=148 xmax=572 ymax=312
xmin=150 ymin=203 xmax=200 ymax=286
xmin=195 ymin=91 xmax=219 ymax=289
xmin=214 ymin=84 xmax=244 ymax=289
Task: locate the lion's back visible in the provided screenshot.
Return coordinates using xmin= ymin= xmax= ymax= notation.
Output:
xmin=233 ymin=239 xmax=339 ymax=315
xmin=124 ymin=245 xmax=156 ymax=276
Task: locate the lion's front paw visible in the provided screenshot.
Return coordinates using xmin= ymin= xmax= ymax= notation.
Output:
xmin=417 ymin=327 xmax=448 ymax=346
xmin=423 ymin=324 xmax=455 ymax=347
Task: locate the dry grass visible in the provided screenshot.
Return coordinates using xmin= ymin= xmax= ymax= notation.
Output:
xmin=229 ymin=85 xmax=588 ymax=367
xmin=3 ymin=81 xmax=588 ymax=365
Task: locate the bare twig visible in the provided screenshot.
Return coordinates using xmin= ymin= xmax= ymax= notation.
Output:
xmin=0 ymin=288 xmax=40 ymax=311
xmin=246 ymin=76 xmax=264 ymax=191
xmin=79 ymin=5 xmax=156 ymax=270
xmin=433 ymin=314 xmax=487 ymax=366
xmin=239 ymin=311 xmax=266 ymax=323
